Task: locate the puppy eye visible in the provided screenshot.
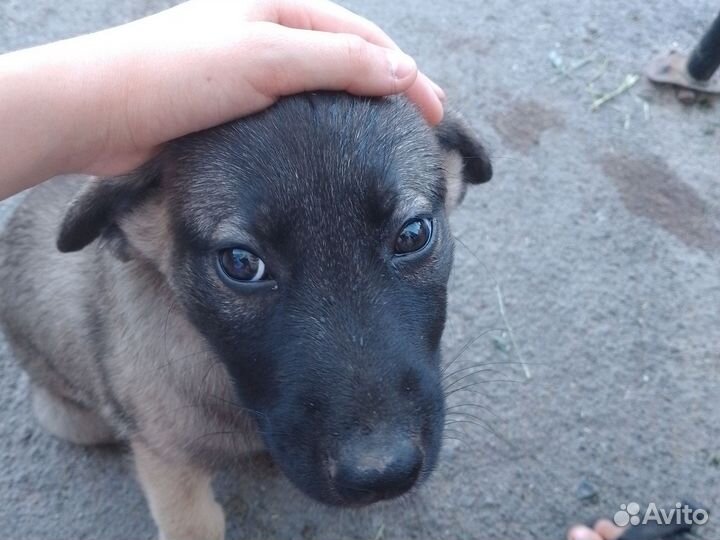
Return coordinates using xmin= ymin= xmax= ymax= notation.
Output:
xmin=394 ymin=218 xmax=433 ymax=255
xmin=218 ymin=248 xmax=269 ymax=282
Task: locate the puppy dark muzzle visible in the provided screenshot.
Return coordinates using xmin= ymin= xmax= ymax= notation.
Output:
xmin=329 ymin=432 xmax=424 ymax=505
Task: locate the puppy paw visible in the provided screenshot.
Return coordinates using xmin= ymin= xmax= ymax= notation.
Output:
xmin=156 ymin=498 xmax=225 ymax=540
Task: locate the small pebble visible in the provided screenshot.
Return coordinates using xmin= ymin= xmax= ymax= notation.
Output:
xmin=585 ymin=22 xmax=599 ymax=35
xmin=676 ymin=89 xmax=697 ymax=104
xmin=17 ymin=426 xmax=33 ymax=443
xmin=492 ymin=336 xmax=510 ymax=353
xmin=576 ymin=479 xmax=599 ymax=502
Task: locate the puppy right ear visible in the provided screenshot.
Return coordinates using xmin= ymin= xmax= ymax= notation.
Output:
xmin=56 ymin=163 xmax=161 ymax=254
xmin=435 ymin=112 xmax=493 ymax=212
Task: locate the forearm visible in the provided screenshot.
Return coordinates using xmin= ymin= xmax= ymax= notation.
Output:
xmin=0 ymin=17 xmax=263 ymax=198
xmin=0 ymin=36 xmax=118 ymax=198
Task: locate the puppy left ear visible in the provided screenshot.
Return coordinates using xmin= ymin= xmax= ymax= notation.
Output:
xmin=435 ymin=112 xmax=492 ymax=211
xmin=56 ymin=161 xmax=164 ymax=262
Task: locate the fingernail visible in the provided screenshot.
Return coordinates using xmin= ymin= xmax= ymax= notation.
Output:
xmin=430 ymin=80 xmax=446 ymax=101
xmin=388 ymin=50 xmax=416 ymax=79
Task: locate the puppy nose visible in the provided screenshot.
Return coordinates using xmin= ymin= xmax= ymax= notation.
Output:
xmin=330 ymin=435 xmax=423 ymax=504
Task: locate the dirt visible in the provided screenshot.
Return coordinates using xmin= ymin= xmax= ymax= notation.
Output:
xmin=1 ymin=0 xmax=719 ymax=539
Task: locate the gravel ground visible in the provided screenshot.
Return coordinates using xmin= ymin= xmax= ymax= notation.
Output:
xmin=1 ymin=1 xmax=719 ymax=539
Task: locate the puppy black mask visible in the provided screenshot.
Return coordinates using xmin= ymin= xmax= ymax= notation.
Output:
xmin=57 ymin=92 xmax=491 ymax=506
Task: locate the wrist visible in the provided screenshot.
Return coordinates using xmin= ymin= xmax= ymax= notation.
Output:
xmin=39 ymin=34 xmax=128 ymax=176
xmin=0 ymin=37 xmax=117 ymax=194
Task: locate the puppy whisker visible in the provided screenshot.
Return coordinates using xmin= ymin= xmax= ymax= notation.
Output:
xmin=453 ymin=235 xmax=531 ymax=379
xmin=443 ymin=379 xmax=525 ymax=399
xmin=445 ymin=410 xmax=495 ymax=425
xmin=443 ymin=419 xmax=502 ymax=441
xmin=442 ymin=368 xmax=503 ymax=392
xmin=441 ymin=327 xmax=506 ymax=375
xmin=442 ymin=360 xmax=544 ymax=381
xmin=445 ymin=402 xmax=498 ymax=418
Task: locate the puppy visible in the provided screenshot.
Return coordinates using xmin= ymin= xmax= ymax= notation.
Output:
xmin=0 ymin=92 xmax=491 ymax=540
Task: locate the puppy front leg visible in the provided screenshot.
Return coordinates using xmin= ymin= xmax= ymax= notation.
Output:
xmin=132 ymin=441 xmax=225 ymax=540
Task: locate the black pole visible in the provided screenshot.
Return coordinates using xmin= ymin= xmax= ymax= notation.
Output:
xmin=687 ymin=10 xmax=720 ymax=81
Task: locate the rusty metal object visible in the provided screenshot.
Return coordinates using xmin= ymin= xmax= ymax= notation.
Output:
xmin=646 ymin=50 xmax=720 ymax=95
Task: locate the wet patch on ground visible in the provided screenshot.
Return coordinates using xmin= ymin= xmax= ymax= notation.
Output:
xmin=491 ymin=100 xmax=565 ymax=152
xmin=600 ymin=152 xmax=720 ymax=253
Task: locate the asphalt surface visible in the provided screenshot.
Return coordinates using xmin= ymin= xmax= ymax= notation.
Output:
xmin=1 ymin=1 xmax=719 ymax=539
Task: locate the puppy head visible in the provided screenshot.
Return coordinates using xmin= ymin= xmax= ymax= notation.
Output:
xmin=58 ymin=93 xmax=491 ymax=506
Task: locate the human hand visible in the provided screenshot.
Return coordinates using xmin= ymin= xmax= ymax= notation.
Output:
xmin=0 ymin=0 xmax=444 ymax=198
xmin=567 ymin=519 xmax=626 ymax=540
